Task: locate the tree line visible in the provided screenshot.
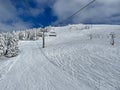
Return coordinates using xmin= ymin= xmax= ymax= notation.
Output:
xmin=0 ymin=27 xmax=51 ymax=58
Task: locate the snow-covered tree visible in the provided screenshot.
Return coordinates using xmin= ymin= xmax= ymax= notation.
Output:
xmin=36 ymin=28 xmax=42 ymax=37
xmin=45 ymin=26 xmax=52 ymax=32
xmin=19 ymin=31 xmax=26 ymax=40
xmin=12 ymin=31 xmax=19 ymax=41
xmin=32 ymin=30 xmax=39 ymax=40
xmin=29 ymin=30 xmax=39 ymax=40
xmin=25 ymin=30 xmax=30 ymax=40
xmin=5 ymin=34 xmax=19 ymax=57
xmin=0 ymin=34 xmax=6 ymax=57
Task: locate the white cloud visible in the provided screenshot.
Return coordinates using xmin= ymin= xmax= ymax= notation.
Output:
xmin=0 ymin=0 xmax=32 ymax=32
xmin=0 ymin=0 xmax=120 ymax=31
xmin=0 ymin=0 xmax=17 ymax=22
xmin=0 ymin=20 xmax=32 ymax=32
xmin=52 ymin=0 xmax=120 ymax=24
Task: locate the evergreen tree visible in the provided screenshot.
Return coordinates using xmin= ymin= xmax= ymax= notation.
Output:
xmin=19 ymin=31 xmax=26 ymax=40
xmin=5 ymin=33 xmax=19 ymax=57
xmin=32 ymin=30 xmax=38 ymax=40
xmin=0 ymin=34 xmax=6 ymax=57
xmin=29 ymin=30 xmax=38 ymax=40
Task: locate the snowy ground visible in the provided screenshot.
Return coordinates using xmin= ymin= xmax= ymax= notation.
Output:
xmin=0 ymin=24 xmax=120 ymax=90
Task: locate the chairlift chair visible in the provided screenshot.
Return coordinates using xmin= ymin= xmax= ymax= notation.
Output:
xmin=49 ymin=30 xmax=57 ymax=37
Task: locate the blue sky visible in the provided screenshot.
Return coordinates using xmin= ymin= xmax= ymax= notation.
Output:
xmin=0 ymin=0 xmax=120 ymax=31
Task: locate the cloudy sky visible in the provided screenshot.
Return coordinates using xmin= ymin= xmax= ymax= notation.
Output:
xmin=0 ymin=0 xmax=120 ymax=31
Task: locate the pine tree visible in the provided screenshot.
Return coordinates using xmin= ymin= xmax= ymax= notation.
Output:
xmin=29 ymin=30 xmax=38 ymax=40
xmin=5 ymin=33 xmax=19 ymax=57
xmin=32 ymin=30 xmax=38 ymax=40
xmin=25 ymin=30 xmax=30 ymax=40
xmin=19 ymin=31 xmax=26 ymax=40
xmin=36 ymin=28 xmax=42 ymax=37
xmin=0 ymin=34 xmax=6 ymax=57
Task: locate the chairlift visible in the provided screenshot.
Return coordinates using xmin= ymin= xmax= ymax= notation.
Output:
xmin=49 ymin=30 xmax=57 ymax=37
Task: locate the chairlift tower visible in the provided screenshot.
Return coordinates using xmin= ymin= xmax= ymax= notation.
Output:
xmin=42 ymin=28 xmax=45 ymax=48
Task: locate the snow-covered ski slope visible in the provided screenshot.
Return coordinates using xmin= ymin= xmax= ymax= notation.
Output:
xmin=0 ymin=24 xmax=120 ymax=90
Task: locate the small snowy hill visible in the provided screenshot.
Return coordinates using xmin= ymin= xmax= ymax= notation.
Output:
xmin=0 ymin=24 xmax=120 ymax=90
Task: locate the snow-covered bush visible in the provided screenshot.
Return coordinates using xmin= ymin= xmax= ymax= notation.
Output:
xmin=5 ymin=33 xmax=19 ymax=57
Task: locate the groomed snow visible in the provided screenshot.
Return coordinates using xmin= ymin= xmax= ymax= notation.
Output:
xmin=0 ymin=24 xmax=120 ymax=90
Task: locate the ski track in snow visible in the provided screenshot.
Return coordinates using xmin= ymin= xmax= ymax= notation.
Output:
xmin=0 ymin=41 xmax=89 ymax=90
xmin=44 ymin=25 xmax=120 ymax=90
xmin=0 ymin=24 xmax=120 ymax=90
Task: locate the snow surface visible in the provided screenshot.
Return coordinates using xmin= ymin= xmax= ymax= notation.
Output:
xmin=0 ymin=24 xmax=120 ymax=90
